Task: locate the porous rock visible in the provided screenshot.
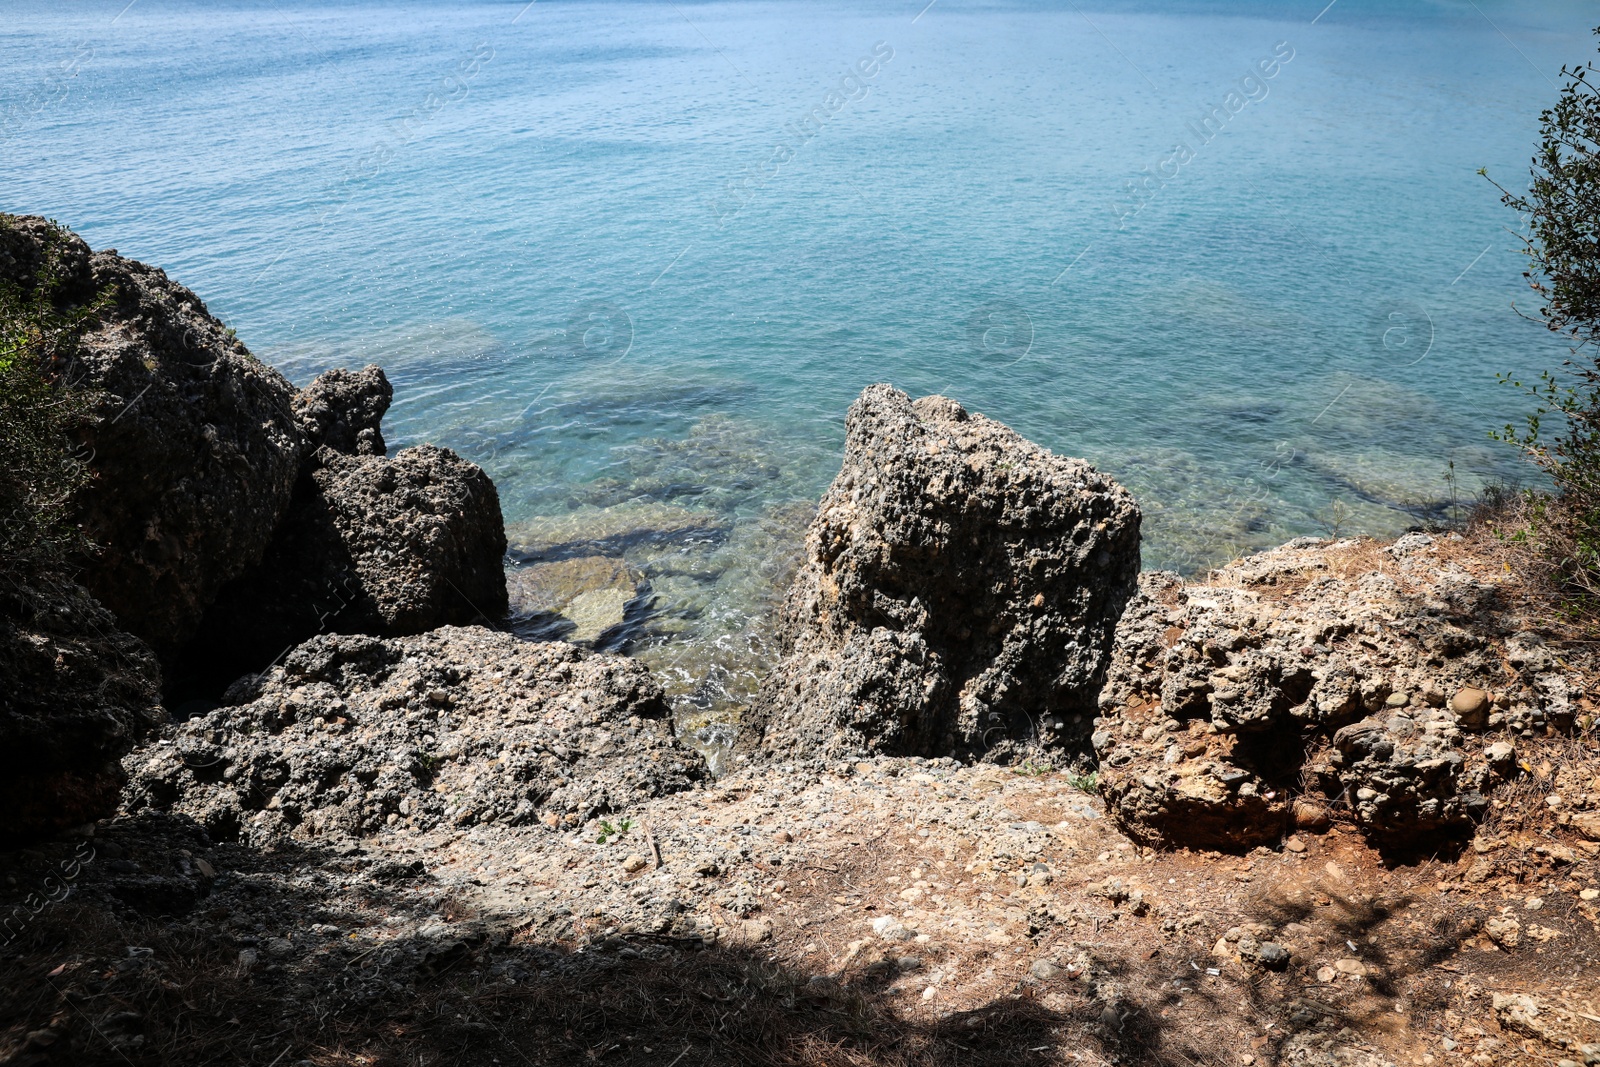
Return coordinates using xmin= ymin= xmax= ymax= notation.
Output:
xmin=125 ymin=627 xmax=705 ymax=844
xmin=182 ymin=442 xmax=509 ymax=687
xmin=0 ymin=217 xmax=303 ymax=658
xmin=0 ymin=576 xmax=163 ymax=842
xmin=748 ymin=384 xmax=1140 ymax=761
xmin=292 ymin=363 xmax=390 ymax=456
xmin=1095 ymin=535 xmax=1557 ymax=852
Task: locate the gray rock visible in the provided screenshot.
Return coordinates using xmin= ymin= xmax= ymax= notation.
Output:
xmin=748 ymin=385 xmax=1140 ymax=762
xmin=124 ymin=627 xmax=705 ymax=844
xmin=1255 ymin=942 xmax=1291 ymax=970
xmin=0 ymin=218 xmax=303 ymax=659
xmin=1094 ymin=537 xmax=1536 ymax=854
xmin=1330 ymin=712 xmax=1484 ymax=848
xmin=183 ymin=443 xmax=508 ymax=685
xmin=293 ymin=364 xmax=390 ymax=457
xmin=0 ymin=575 xmax=163 ymax=843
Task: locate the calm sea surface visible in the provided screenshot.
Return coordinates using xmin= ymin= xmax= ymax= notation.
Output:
xmin=4 ymin=0 xmax=1594 ymax=726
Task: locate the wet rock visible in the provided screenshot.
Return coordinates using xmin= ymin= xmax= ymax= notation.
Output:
xmin=749 ymin=385 xmax=1141 ymax=761
xmin=508 ymin=503 xmax=731 ymax=562
xmin=0 ymin=218 xmax=303 ymax=659
xmin=183 ymin=444 xmax=508 ymax=686
xmin=0 ymin=576 xmax=163 ymax=843
xmin=507 ymin=556 xmax=643 ymax=645
xmin=124 ymin=627 xmax=705 ymax=844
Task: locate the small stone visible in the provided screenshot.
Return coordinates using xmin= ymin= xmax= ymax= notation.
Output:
xmin=738 ymin=920 xmax=771 ymax=944
xmin=1030 ymin=959 xmax=1061 ymax=980
xmin=1333 ymin=958 xmax=1366 ymax=977
xmin=774 ymin=830 xmax=793 ymax=843
xmin=1580 ymin=889 xmax=1599 ymax=901
xmin=1292 ymin=800 xmax=1331 ymax=831
xmin=1256 ymin=942 xmax=1290 ymax=970
xmin=1316 ymin=965 xmax=1336 ymax=982
xmin=622 ymin=855 xmax=648 ymax=873
xmin=1284 ymin=836 xmax=1307 ymax=854
xmin=1547 ymin=794 xmax=1565 ymax=810
xmin=264 ymin=938 xmax=295 ymax=960
xmin=896 ymin=956 xmax=922 ymax=972
xmin=1385 ymin=692 xmax=1410 ymax=708
xmin=1451 ymin=687 xmax=1490 ymax=725
xmin=1524 ymin=896 xmax=1544 ymax=910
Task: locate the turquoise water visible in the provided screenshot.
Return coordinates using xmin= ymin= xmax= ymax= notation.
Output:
xmin=4 ymin=0 xmax=1595 ymax=716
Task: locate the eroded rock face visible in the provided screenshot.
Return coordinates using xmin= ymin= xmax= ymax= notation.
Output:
xmin=1094 ymin=535 xmax=1546 ymax=852
xmin=748 ymin=384 xmax=1141 ymax=762
xmin=125 ymin=627 xmax=705 ymax=844
xmin=293 ymin=364 xmax=390 ymax=456
xmin=0 ymin=217 xmax=303 ymax=659
xmin=183 ymin=442 xmax=509 ymax=689
xmin=0 ymin=577 xmax=163 ymax=843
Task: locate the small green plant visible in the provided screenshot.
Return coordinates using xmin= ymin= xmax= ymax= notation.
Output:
xmin=0 ymin=215 xmax=110 ymax=590
xmin=594 ymin=817 xmax=633 ymax=845
xmin=1316 ymin=498 xmax=1351 ymax=539
xmin=1010 ymin=760 xmax=1054 ymax=778
xmin=1066 ymin=770 xmax=1099 ymax=794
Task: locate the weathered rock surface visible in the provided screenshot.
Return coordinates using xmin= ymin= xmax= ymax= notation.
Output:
xmin=180 ymin=442 xmax=509 ymax=689
xmin=125 ymin=627 xmax=706 ymax=844
xmin=0 ymin=577 xmax=163 ymax=842
xmin=748 ymin=384 xmax=1141 ymax=762
xmin=292 ymin=363 xmax=390 ymax=456
xmin=0 ymin=217 xmax=304 ymax=659
xmin=1094 ymin=534 xmax=1554 ymax=852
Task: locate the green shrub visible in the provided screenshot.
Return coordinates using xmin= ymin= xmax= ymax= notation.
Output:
xmin=0 ymin=216 xmax=108 ymax=588
xmin=1486 ymin=29 xmax=1600 ymax=601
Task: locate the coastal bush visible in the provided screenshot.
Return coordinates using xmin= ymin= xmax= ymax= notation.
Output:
xmin=0 ymin=215 xmax=107 ymax=588
xmin=1487 ymin=28 xmax=1600 ymax=603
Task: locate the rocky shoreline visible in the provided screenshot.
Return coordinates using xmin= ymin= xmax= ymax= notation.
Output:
xmin=3 ymin=219 xmax=1598 ymax=1066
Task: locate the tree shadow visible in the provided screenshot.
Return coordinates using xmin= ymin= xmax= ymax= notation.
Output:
xmin=0 ymin=813 xmax=1072 ymax=1067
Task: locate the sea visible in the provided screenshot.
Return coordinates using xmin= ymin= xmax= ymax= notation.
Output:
xmin=4 ymin=0 xmax=1595 ymax=732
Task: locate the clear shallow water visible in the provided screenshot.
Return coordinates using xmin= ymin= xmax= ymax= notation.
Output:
xmin=4 ymin=0 xmax=1594 ymax=721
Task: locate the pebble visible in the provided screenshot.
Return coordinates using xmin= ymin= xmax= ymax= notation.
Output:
xmin=622 ymin=855 xmax=648 ymax=873
xmin=1284 ymin=836 xmax=1306 ymax=853
xmin=1256 ymin=943 xmax=1290 ymax=970
xmin=1451 ymin=687 xmax=1489 ymax=718
xmin=1580 ymin=889 xmax=1599 ymax=901
xmin=1333 ymin=958 xmax=1366 ymax=977
xmin=1030 ymin=959 xmax=1061 ymax=980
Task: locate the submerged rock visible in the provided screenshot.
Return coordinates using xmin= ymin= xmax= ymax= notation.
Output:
xmin=0 ymin=217 xmax=303 ymax=659
xmin=508 ymin=502 xmax=731 ymax=561
xmin=0 ymin=576 xmax=163 ymax=843
xmin=1094 ymin=535 xmax=1550 ymax=853
xmin=125 ymin=627 xmax=706 ymax=844
xmin=747 ymin=384 xmax=1141 ymax=762
xmin=507 ymin=555 xmax=644 ymax=645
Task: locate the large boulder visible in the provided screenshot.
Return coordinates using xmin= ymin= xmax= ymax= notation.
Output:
xmin=1094 ymin=534 xmax=1545 ymax=853
xmin=0 ymin=217 xmax=304 ymax=660
xmin=747 ymin=384 xmax=1141 ymax=762
xmin=0 ymin=576 xmax=163 ymax=843
xmin=125 ymin=627 xmax=705 ymax=844
xmin=178 ymin=438 xmax=509 ymax=693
